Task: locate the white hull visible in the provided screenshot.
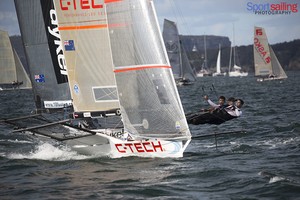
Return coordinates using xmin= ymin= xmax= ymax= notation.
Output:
xmin=256 ymin=76 xmax=287 ymax=82
xmin=65 ymin=129 xmax=191 ymax=158
xmin=212 ymin=72 xmax=227 ymax=77
xmin=228 ymin=71 xmax=248 ymax=77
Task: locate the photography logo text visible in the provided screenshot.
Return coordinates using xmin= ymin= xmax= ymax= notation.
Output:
xmin=247 ymin=2 xmax=298 ymax=15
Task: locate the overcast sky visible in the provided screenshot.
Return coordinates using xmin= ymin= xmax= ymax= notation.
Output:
xmin=0 ymin=0 xmax=299 ymax=46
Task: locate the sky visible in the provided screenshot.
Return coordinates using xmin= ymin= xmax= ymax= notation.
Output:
xmin=0 ymin=0 xmax=299 ymax=46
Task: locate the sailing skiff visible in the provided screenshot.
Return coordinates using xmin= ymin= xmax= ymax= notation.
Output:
xmin=10 ymin=0 xmax=191 ymax=158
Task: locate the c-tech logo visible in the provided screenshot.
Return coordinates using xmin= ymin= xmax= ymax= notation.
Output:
xmin=247 ymin=2 xmax=298 ymax=15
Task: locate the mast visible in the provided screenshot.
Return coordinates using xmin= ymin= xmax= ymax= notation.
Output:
xmin=233 ymin=24 xmax=236 ymax=66
xmin=204 ymin=34 xmax=207 ymax=69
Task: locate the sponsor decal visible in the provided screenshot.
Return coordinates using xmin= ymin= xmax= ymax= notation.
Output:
xmin=44 ymin=100 xmax=73 ymax=108
xmin=34 ymin=74 xmax=45 ymax=82
xmin=165 ymin=41 xmax=178 ymax=53
xmin=175 ymin=121 xmax=181 ymax=129
xmin=247 ymin=1 xmax=298 ymax=15
xmin=254 ymin=38 xmax=271 ymax=64
xmin=254 ymin=28 xmax=270 ymax=64
xmin=74 ymin=84 xmax=79 ymax=94
xmin=41 ymin=0 xmax=68 ymax=84
xmin=64 ymin=40 xmax=75 ymax=51
xmin=58 ymin=0 xmax=123 ymax=11
xmin=59 ymin=0 xmax=103 ymax=10
xmin=115 ymin=141 xmax=164 ymax=153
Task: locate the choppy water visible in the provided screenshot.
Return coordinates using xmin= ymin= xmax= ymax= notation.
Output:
xmin=1 ymin=72 xmax=300 ymax=199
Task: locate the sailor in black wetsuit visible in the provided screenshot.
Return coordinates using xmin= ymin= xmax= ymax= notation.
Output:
xmin=186 ymin=96 xmax=244 ymax=125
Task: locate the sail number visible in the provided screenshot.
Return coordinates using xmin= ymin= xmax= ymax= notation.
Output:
xmin=115 ymin=141 xmax=164 ymax=153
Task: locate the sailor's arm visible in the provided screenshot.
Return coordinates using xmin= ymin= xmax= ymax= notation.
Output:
xmin=204 ymin=95 xmax=218 ymax=108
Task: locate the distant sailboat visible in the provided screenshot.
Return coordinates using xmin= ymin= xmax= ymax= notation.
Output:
xmin=253 ymin=26 xmax=287 ymax=82
xmin=53 ymin=0 xmax=191 ymax=157
xmin=196 ymin=35 xmax=212 ymax=77
xmin=0 ymin=30 xmax=31 ymax=90
xmin=228 ymin=25 xmax=248 ymax=77
xmin=163 ymin=19 xmax=196 ymax=85
xmin=212 ymin=44 xmax=226 ymax=77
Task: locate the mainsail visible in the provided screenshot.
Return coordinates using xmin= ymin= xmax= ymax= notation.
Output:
xmin=212 ymin=44 xmax=226 ymax=76
xmin=162 ymin=19 xmax=196 ymax=83
xmin=216 ymin=46 xmax=221 ymax=74
xmin=52 ymin=0 xmax=119 ymax=116
xmin=0 ymin=30 xmax=31 ymax=90
xmin=106 ymin=0 xmax=191 ymax=139
xmin=14 ymin=0 xmax=72 ymax=110
xmin=253 ymin=26 xmax=287 ymax=80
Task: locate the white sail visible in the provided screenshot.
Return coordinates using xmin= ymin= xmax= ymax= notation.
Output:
xmin=0 ymin=30 xmax=31 ymax=90
xmin=106 ymin=0 xmax=191 ymax=139
xmin=270 ymin=47 xmax=287 ymax=79
xmin=253 ymin=26 xmax=287 ymax=81
xmin=212 ymin=44 xmax=226 ymax=77
xmin=13 ymin=49 xmax=32 ymax=89
xmin=216 ymin=47 xmax=221 ymax=73
xmin=53 ymin=0 xmax=119 ymax=114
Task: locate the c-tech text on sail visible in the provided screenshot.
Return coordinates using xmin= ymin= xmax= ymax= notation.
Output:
xmin=59 ymin=0 xmax=104 ymax=10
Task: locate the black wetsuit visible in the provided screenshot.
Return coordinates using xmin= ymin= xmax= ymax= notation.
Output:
xmin=186 ymin=108 xmax=237 ymax=125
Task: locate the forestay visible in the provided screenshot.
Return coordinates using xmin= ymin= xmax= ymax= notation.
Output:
xmin=106 ymin=0 xmax=191 ymax=139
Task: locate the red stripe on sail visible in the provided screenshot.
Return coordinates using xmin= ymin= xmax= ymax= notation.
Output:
xmin=105 ymin=0 xmax=123 ymax=3
xmin=58 ymin=23 xmax=126 ymax=31
xmin=114 ymin=65 xmax=171 ymax=73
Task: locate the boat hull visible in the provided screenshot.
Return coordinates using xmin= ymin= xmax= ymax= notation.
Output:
xmin=228 ymin=71 xmax=248 ymax=77
xmin=66 ymin=130 xmax=191 ymax=158
xmin=257 ymin=77 xmax=287 ymax=82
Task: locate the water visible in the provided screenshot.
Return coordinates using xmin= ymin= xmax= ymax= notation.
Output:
xmin=1 ymin=72 xmax=300 ymax=199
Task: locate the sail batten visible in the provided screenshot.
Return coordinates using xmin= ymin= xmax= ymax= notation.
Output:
xmin=114 ymin=64 xmax=171 ymax=73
